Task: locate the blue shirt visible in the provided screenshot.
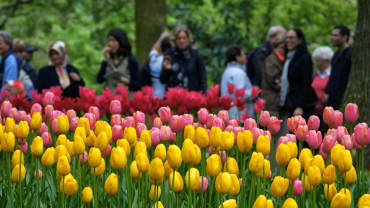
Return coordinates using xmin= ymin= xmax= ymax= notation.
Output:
xmin=1 ymin=53 xmax=18 ymax=89
xmin=149 ymin=50 xmax=166 ymax=98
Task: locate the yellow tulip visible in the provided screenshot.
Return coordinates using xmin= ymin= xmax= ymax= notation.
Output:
xmin=270 ymin=176 xmax=289 ymax=197
xmin=257 ymin=159 xmax=271 ymax=179
xmin=154 ymin=144 xmax=166 ymax=161
xmin=12 ymin=149 xmax=24 ymax=167
xmin=74 ymin=127 xmax=86 ymax=142
xmin=103 ymin=122 xmax=112 ymax=143
xmin=11 ymin=164 xmax=26 ymax=183
xmin=249 ymin=152 xmax=264 ymax=173
xmin=192 ymin=144 xmax=201 ymax=166
xmin=136 ymin=152 xmax=149 ymax=172
xmin=282 ymin=198 xmax=298 ymax=208
xmin=41 ymin=147 xmax=55 ymax=167
xmin=301 ymin=173 xmax=313 ymax=192
xmin=169 ymin=170 xmax=183 ymax=192
xmin=252 ymin=195 xmax=267 ymax=208
xmin=140 ymin=130 xmax=152 ymax=148
xmin=206 ymin=154 xmax=222 ymax=177
xmin=324 ymin=183 xmax=337 ymax=201
xmin=195 ymin=126 xmax=209 ymax=148
xmin=345 ymin=166 xmax=356 ymax=184
xmin=323 ymin=164 xmax=336 ymax=184
xmin=149 ymin=158 xmax=164 ymax=185
xmin=225 ymin=157 xmax=239 ymax=175
xmin=267 ymin=200 xmax=274 ymax=208
xmin=95 ymin=131 xmax=109 ymax=152
xmin=91 ymin=158 xmax=105 ymax=176
xmin=104 ymin=173 xmax=118 ymax=195
xmin=339 ymin=188 xmax=352 ymax=208
xmin=85 ymin=130 xmax=96 ymax=147
xmin=5 ymin=117 xmax=15 ymax=133
xmin=331 ymin=144 xmax=345 ymax=166
xmin=221 ymin=131 xmax=234 ymax=151
xmin=184 ymin=124 xmax=195 ymax=142
xmin=73 ymin=135 xmax=85 ymax=155
xmin=88 ymin=147 xmax=102 ymax=168
xmin=57 ymin=115 xmax=69 ymax=134
xmin=219 ymin=199 xmax=237 ymax=208
xmin=209 ymin=126 xmax=222 ymax=149
xmin=185 ymin=168 xmax=200 ymax=191
xmin=149 ymin=184 xmax=161 ymax=201
xmin=299 ymin=148 xmax=313 ymax=168
xmin=182 ymin=139 xmax=196 ymax=164
xmin=307 ymin=165 xmax=321 ymax=186
xmin=134 ymin=141 xmax=147 ymax=159
xmin=30 ymin=112 xmax=42 ymax=130
xmin=215 ymin=172 xmax=232 ymax=194
xmin=16 ymin=121 xmax=29 ymax=139
xmin=287 ymin=141 xmax=298 ymax=159
xmin=152 ymin=201 xmax=164 ymax=208
xmin=110 ymin=146 xmax=127 ymax=170
xmin=287 ymin=158 xmax=301 ymax=180
xmin=130 ymin=160 xmax=142 ymax=179
xmin=312 ymin=155 xmax=325 ymax=174
xmin=1 ymin=132 xmax=15 ymax=152
xmin=117 ymin=139 xmax=131 ymax=156
xmin=358 ymin=194 xmax=370 ymax=208
xmin=31 ymin=136 xmax=44 ymax=157
xmin=337 ymin=150 xmax=352 ymax=173
xmin=65 ymin=139 xmax=74 ymax=156
xmin=276 ymin=143 xmax=291 ymax=166
xmin=229 ymin=174 xmax=240 ymax=195
xmin=57 ymin=155 xmax=70 ymax=176
xmin=167 ymin=145 xmax=182 ymax=170
xmin=60 ymin=173 xmax=78 ymax=195
xmin=256 ymin=135 xmax=270 ymax=156
xmin=78 ymin=117 xmax=90 ymax=136
xmin=164 ymin=160 xmax=173 ymax=178
xmin=331 ymin=192 xmax=347 ymax=208
xmin=94 ymin=120 xmax=105 ymax=138
xmin=82 ymin=186 xmax=93 ymax=204
xmin=125 ymin=127 xmax=137 ymax=147
xmin=55 ymin=144 xmax=71 ymax=163
xmin=237 ymin=130 xmax=253 ymax=153
xmin=56 ymin=134 xmax=68 ymax=146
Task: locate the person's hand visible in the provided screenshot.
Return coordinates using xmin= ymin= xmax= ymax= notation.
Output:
xmin=322 ymin=93 xmax=328 ymax=103
xmin=293 ymin=107 xmax=303 ymax=116
xmin=69 ymin=72 xmax=81 ymax=82
xmin=104 ymin=47 xmax=111 ymax=61
xmin=160 ymin=30 xmax=169 ymax=39
xmin=274 ymin=79 xmax=281 ymax=88
xmin=114 ymin=76 xmax=129 ymax=85
xmin=163 ymin=57 xmax=172 ymax=70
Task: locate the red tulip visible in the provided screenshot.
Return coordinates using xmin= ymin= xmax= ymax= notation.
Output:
xmin=217 ymin=110 xmax=229 ymax=124
xmin=109 ymin=100 xmax=121 ymax=115
xmin=354 ymin=123 xmax=369 ymax=146
xmin=244 ymin=118 xmax=257 ymax=130
xmin=133 ymin=111 xmax=145 ymax=124
xmin=295 ymin=124 xmax=308 ymax=142
xmin=197 ymin=108 xmax=209 ymax=124
xmin=267 ymin=116 xmax=282 ymax=134
xmin=30 ymin=103 xmax=42 ymax=114
xmin=1 ymin=100 xmax=12 ymax=117
xmin=42 ymin=91 xmax=55 ymax=105
xmin=344 ymin=103 xmax=359 ymax=123
xmin=158 ymin=106 xmax=171 ymax=123
xmin=323 ymin=106 xmax=335 ymax=127
xmin=308 ymin=115 xmax=320 ymax=131
xmin=293 ymin=179 xmax=303 ymax=196
xmin=307 ymin=130 xmax=322 ymax=149
xmin=259 ymin=111 xmax=270 ymax=127
xmin=227 ymin=83 xmax=235 ymax=94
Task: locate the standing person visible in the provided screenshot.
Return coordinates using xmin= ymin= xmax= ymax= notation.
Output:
xmin=37 ymin=41 xmax=85 ymax=97
xmin=97 ymin=28 xmax=140 ymax=92
xmin=160 ymin=25 xmax=207 ymax=93
xmin=324 ymin=26 xmax=352 ymax=109
xmin=311 ymin=46 xmax=334 ymax=115
xmin=261 ymin=34 xmax=286 ymax=117
xmin=280 ymin=28 xmax=317 ymax=120
xmin=0 ymin=31 xmax=18 ymax=91
xmin=21 ymin=43 xmax=38 ymax=63
xmin=221 ymin=45 xmax=258 ymax=119
xmin=248 ymin=25 xmax=286 ymax=87
xmin=149 ymin=30 xmax=172 ymax=98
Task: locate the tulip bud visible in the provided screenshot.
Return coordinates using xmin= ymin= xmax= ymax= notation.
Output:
xmin=152 ymin=201 xmax=164 ymax=208
xmin=271 ymin=176 xmax=289 ymax=197
xmin=30 ymin=112 xmax=42 ymax=131
xmin=307 ymin=166 xmax=321 ymax=186
xmin=169 ymin=170 xmax=183 ymax=192
xmin=337 ymin=149 xmax=352 ymax=172
xmin=110 ymin=147 xmax=127 ymax=170
xmin=195 ymin=126 xmax=209 ymax=148
xmin=308 ymin=115 xmax=320 ymax=131
xmin=130 ymin=160 xmax=142 ymax=179
xmin=257 ymin=159 xmax=271 ymax=179
xmin=206 ymin=154 xmax=222 ymax=177
xmin=12 ymin=149 xmax=24 ymax=167
xmin=31 ymin=136 xmax=44 ymax=157
xmin=287 ymin=158 xmax=301 ymax=180
xmin=358 ymin=194 xmax=370 ymax=208
xmin=184 ymin=124 xmax=195 ymax=142
xmin=276 ymin=143 xmax=291 ymax=166
xmin=109 ymin=100 xmax=121 ymax=115
xmin=237 ymin=130 xmax=253 ymax=153
xmin=149 ymin=184 xmax=161 ymax=201
xmin=149 ymin=158 xmax=164 ymax=185
xmin=301 ymin=173 xmax=313 ymax=192
xmin=134 ymin=141 xmax=147 ymax=159
xmin=73 ymin=135 xmax=85 ymax=155
xmin=60 ymin=173 xmax=78 ymax=195
xmin=225 ymin=157 xmax=239 ymax=175
xmin=354 ymin=123 xmax=369 ymax=146
xmin=323 ymin=106 xmax=335 ymax=127
xmin=221 ymin=131 xmax=234 ymax=151
xmin=249 ymin=152 xmax=264 ymax=173
xmin=209 ymin=126 xmax=222 ymax=149
xmin=332 ymin=110 xmax=343 ymax=128
xmin=154 ymin=144 xmax=166 ymax=161
xmin=2 ymin=132 xmax=15 ymax=152
xmin=167 ymin=145 xmax=182 ymax=170
xmin=57 ymin=115 xmax=69 ymax=134
xmin=16 ymin=121 xmax=29 ymax=139
xmin=88 ymin=147 xmax=101 ymax=168
xmin=140 ymin=130 xmax=152 ymax=148
xmin=345 ymin=166 xmax=357 ymax=184
xmin=41 ymin=147 xmax=55 ymax=167
xmin=158 ymin=106 xmax=171 ymax=123
xmin=104 ymin=173 xmax=118 ymax=195
xmin=293 ymin=179 xmax=303 ymax=196
xmin=256 ymin=135 xmax=270 ymax=156
xmin=124 ymin=127 xmax=137 ymax=147
xmin=252 ymin=195 xmax=267 ymax=208
xmin=11 ymin=164 xmax=26 ymax=183
xmin=295 ymin=124 xmax=308 ymax=142
xmin=117 ymin=139 xmax=131 ymax=157
xmin=267 ymin=116 xmax=282 ymax=134
xmin=323 ymin=164 xmax=336 ymax=184
xmin=164 ymin=160 xmax=173 ymax=178
xmin=339 ymin=188 xmax=352 ymax=208
xmin=282 ymin=198 xmax=298 ymax=208
xmin=82 ymin=187 xmax=93 ymax=204
xmin=185 ymin=168 xmax=201 ymax=191
xmin=299 ymin=148 xmax=313 ymax=168
xmin=215 ymin=172 xmax=232 ymax=194
xmin=136 ymin=152 xmax=149 ymax=172
xmin=228 ymin=174 xmax=240 ymax=196
xmin=259 ymin=111 xmax=270 ymax=127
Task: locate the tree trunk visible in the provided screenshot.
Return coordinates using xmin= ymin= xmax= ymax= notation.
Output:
xmin=135 ymin=0 xmax=166 ymax=65
xmin=343 ymin=0 xmax=370 ymax=123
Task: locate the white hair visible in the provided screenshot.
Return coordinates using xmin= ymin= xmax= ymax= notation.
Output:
xmin=266 ymin=25 xmax=286 ymax=40
xmin=312 ymin=46 xmax=334 ymax=61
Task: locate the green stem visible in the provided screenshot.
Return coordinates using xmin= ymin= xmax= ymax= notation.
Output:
xmin=18 ymin=147 xmax=22 ymax=208
xmin=36 ymin=158 xmax=40 ymax=208
xmin=7 ymin=153 xmax=13 ymax=208
xmin=247 ymin=174 xmax=255 ymax=208
xmin=208 ymin=178 xmax=214 ymax=208
xmin=77 ymin=157 xmax=81 ymax=208
xmin=62 ymin=176 xmax=65 ymax=208
xmin=201 ymin=148 xmax=206 ymax=207
xmin=188 ymin=165 xmax=192 ymax=208
xmin=93 ymin=169 xmax=97 ymax=208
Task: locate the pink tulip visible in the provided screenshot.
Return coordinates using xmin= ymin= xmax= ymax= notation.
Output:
xmin=225 ymin=125 xmax=234 ymax=132
xmin=51 ymin=110 xmax=63 ymax=121
xmin=254 ymin=98 xmax=265 ymax=113
xmin=109 ymin=100 xmax=121 ymax=115
xmin=228 ymin=119 xmax=239 ymax=127
xmin=123 ymin=116 xmax=135 ymax=128
xmin=295 ymin=124 xmax=308 ymax=142
xmin=251 ymin=127 xmax=263 ymax=144
xmin=37 ymin=122 xmax=49 ymax=136
xmin=136 ymin=123 xmax=147 ymax=137
xmin=42 ymin=91 xmax=55 ymax=105
xmin=354 ymin=123 xmax=369 ymax=146
xmin=30 ymin=103 xmax=42 ymax=114
xmin=51 ymin=118 xmax=59 ymax=134
xmin=286 ymin=134 xmax=297 ymax=143
xmin=18 ymin=111 xmax=28 ymax=121
xmin=158 ymin=106 xmax=171 ymax=123
xmin=259 ymin=111 xmax=270 ymax=127
xmin=133 ymin=111 xmax=145 ymax=124
xmin=160 ymin=126 xmax=172 ymax=142
xmin=293 ymin=179 xmax=303 ymax=196
xmin=341 ymin=135 xmax=353 ymax=150
xmin=344 ymin=103 xmax=359 ymax=123
xmin=308 ymin=115 xmax=320 ymax=131
xmin=152 ymin=117 xmax=162 ymax=128
xmin=219 ymin=151 xmax=227 ymax=164
xmin=112 ymin=125 xmax=123 ymax=142
xmin=351 ymin=133 xmax=362 ymax=149
xmin=322 ymin=134 xmax=336 ymax=154
xmin=170 ymin=115 xmax=185 ymax=132
xmin=66 ymin=109 xmax=77 ymax=121
xmin=197 ymin=108 xmax=209 ymax=124
xmin=44 ymin=105 xmax=54 ymax=121
xmin=151 ymin=127 xmax=160 ymax=146
xmin=196 ymin=176 xmax=209 ymax=193
xmin=336 ymin=126 xmax=349 ymax=143
xmin=193 ymin=122 xmax=202 ymax=128
xmin=41 ymin=132 xmax=53 ymax=147
xmin=323 ymin=106 xmax=335 ymax=127
xmin=102 ymin=144 xmax=112 ymax=158
xmin=267 ymin=116 xmax=282 ymax=134
xmin=10 ymin=107 xmax=19 ymax=122
xmin=111 ymin=114 xmax=122 ymax=126
xmin=1 ymin=100 xmax=12 ymax=117
xmin=307 ymin=130 xmax=322 ymax=149
xmin=17 ymin=140 xmax=28 ymax=153
xmin=287 ymin=116 xmax=306 ymax=133
xmin=88 ymin=106 xmax=100 ymax=120
xmin=183 ymin=114 xmax=194 ymax=126
xmin=206 ymin=114 xmax=215 ymax=129
xmin=69 ymin=117 xmax=79 ymax=132
xmin=319 ymin=143 xmax=328 ymax=160
xmin=332 ymin=110 xmax=343 ymax=128
xmin=33 ymin=169 xmax=43 ymax=179
xmin=217 ymin=110 xmax=229 ymax=124
xmin=80 ymin=151 xmax=88 ymax=164
xmin=244 ymin=118 xmax=257 ymax=130
xmin=83 ymin=113 xmax=96 ymax=130
xmin=277 ymin=136 xmax=289 ymax=147
xmin=326 ymin=129 xmax=337 ymax=140
xmin=212 ymin=117 xmax=224 ymax=129
xmin=169 ymin=132 xmax=177 ymax=143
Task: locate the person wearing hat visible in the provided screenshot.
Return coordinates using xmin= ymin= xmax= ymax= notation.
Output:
xmin=22 ymin=43 xmax=37 ymax=62
xmin=37 ymin=41 xmax=84 ymax=97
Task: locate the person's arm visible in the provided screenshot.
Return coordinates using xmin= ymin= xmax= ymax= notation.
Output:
xmin=2 ymin=55 xmax=18 ymax=89
xmin=68 ymin=65 xmax=85 ymax=86
xmin=251 ymin=48 xmax=267 ymax=86
xmin=160 ymin=52 xmax=172 ymax=84
xmin=128 ymin=57 xmax=141 ymax=91
xmin=151 ymin=30 xmax=168 ymax=52
xmin=97 ymin=61 xmax=107 ymax=83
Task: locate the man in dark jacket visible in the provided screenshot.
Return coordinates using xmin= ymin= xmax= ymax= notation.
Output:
xmin=248 ymin=25 xmax=286 ymax=87
xmin=324 ymin=26 xmax=352 ymax=109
